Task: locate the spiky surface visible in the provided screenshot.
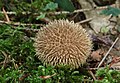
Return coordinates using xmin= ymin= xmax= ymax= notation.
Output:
xmin=34 ymin=20 xmax=92 ymax=69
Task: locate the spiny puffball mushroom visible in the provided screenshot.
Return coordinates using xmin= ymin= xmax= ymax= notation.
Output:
xmin=34 ymin=20 xmax=92 ymax=69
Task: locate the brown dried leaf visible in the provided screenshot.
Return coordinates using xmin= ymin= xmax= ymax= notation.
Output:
xmin=111 ymin=62 xmax=120 ymax=70
xmin=110 ymin=57 xmax=120 ymax=70
xmin=91 ymin=49 xmax=102 ymax=61
xmin=112 ymin=57 xmax=120 ymax=63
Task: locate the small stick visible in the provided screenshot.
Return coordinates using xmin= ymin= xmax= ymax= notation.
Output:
xmin=0 ymin=17 xmax=92 ymax=27
xmin=0 ymin=20 xmax=43 ymax=26
xmin=86 ymin=67 xmax=105 ymax=70
xmin=0 ymin=4 xmax=115 ymax=16
xmin=97 ymin=37 xmax=119 ymax=68
xmin=0 ymin=9 xmax=91 ymax=15
xmin=77 ymin=18 xmax=93 ymax=24
xmin=1 ymin=51 xmax=10 ymax=67
xmin=2 ymin=7 xmax=10 ymax=22
xmin=11 ymin=58 xmax=18 ymax=69
xmin=88 ymin=70 xmax=96 ymax=80
xmin=40 ymin=73 xmax=57 ymax=79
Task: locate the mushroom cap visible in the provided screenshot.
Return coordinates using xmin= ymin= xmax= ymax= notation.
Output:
xmin=34 ymin=20 xmax=92 ymax=69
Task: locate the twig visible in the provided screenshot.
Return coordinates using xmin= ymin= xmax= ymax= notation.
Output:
xmin=0 ymin=4 xmax=115 ymax=16
xmin=1 ymin=51 xmax=10 ymax=67
xmin=40 ymin=73 xmax=57 ymax=79
xmin=106 ymin=14 xmax=113 ymax=21
xmin=70 ymin=13 xmax=79 ymax=20
xmin=0 ymin=20 xmax=44 ymax=26
xmin=77 ymin=18 xmax=93 ymax=24
xmin=97 ymin=37 xmax=119 ymax=68
xmin=86 ymin=67 xmax=105 ymax=70
xmin=88 ymin=70 xmax=96 ymax=80
xmin=0 ymin=51 xmax=18 ymax=69
xmin=11 ymin=58 xmax=18 ymax=69
xmin=0 ymin=9 xmax=91 ymax=15
xmin=19 ymin=28 xmax=39 ymax=32
xmin=87 ymin=68 xmax=98 ymax=70
xmin=51 ymin=9 xmax=91 ymax=15
xmin=0 ymin=17 xmax=92 ymax=27
xmin=82 ymin=79 xmax=93 ymax=82
xmin=2 ymin=7 xmax=10 ymax=22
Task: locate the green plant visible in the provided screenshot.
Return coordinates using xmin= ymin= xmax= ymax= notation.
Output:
xmin=0 ymin=24 xmax=91 ymax=83
xmin=95 ymin=67 xmax=120 ymax=83
xmin=26 ymin=65 xmax=86 ymax=83
xmin=0 ymin=67 xmax=23 ymax=83
xmin=36 ymin=1 xmax=58 ymax=20
xmin=0 ymin=24 xmax=36 ymax=82
xmin=100 ymin=6 xmax=120 ymax=16
xmin=100 ymin=26 xmax=109 ymax=34
xmin=0 ymin=0 xmax=58 ymax=22
xmin=55 ymin=0 xmax=75 ymax=12
xmin=0 ymin=25 xmax=35 ymax=63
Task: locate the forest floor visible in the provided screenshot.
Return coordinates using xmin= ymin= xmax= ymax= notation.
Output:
xmin=0 ymin=0 xmax=120 ymax=83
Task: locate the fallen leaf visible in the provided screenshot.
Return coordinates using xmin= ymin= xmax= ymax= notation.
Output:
xmin=110 ymin=57 xmax=120 ymax=70
xmin=110 ymin=62 xmax=120 ymax=70
xmin=111 ymin=57 xmax=120 ymax=63
xmin=91 ymin=49 xmax=102 ymax=61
